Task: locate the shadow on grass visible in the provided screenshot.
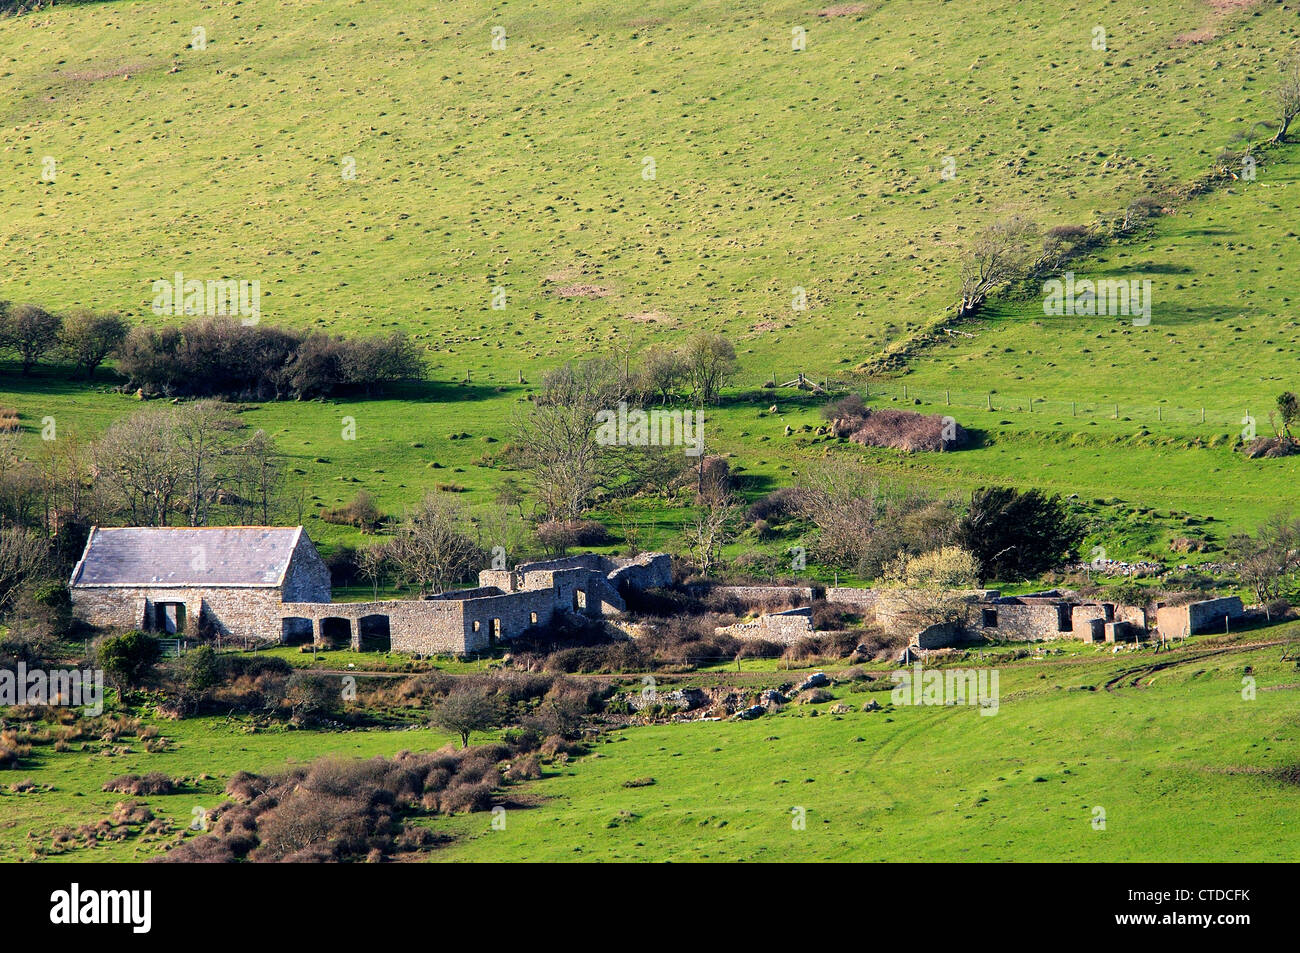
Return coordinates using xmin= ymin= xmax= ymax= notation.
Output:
xmin=0 ymin=361 xmax=509 ymax=407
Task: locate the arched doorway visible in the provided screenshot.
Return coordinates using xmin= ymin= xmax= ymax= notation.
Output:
xmin=319 ymin=616 xmax=352 ymax=648
xmin=281 ymin=617 xmax=313 ymax=645
xmin=358 ymin=614 xmax=391 ymax=651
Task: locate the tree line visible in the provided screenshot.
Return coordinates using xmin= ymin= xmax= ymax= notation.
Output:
xmin=0 ymin=304 xmax=424 ymax=400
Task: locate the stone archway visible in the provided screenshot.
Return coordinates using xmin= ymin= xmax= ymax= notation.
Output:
xmin=358 ymin=614 xmax=391 ymax=651
xmin=281 ymin=617 xmax=314 ymax=645
xmin=319 ymin=616 xmax=352 ymax=648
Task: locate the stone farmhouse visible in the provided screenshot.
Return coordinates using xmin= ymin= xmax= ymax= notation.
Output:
xmin=70 ymin=526 xmax=671 ymax=655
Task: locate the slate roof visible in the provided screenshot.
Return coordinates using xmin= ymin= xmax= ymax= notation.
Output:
xmin=70 ymin=526 xmax=304 ymax=588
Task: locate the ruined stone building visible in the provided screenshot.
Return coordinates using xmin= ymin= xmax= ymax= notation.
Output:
xmin=723 ymin=584 xmax=1245 ymax=650
xmin=70 ymin=526 xmax=671 ymax=655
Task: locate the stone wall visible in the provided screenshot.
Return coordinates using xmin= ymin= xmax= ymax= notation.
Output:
xmin=717 ymin=607 xmax=814 ymax=645
xmin=607 ymin=553 xmax=673 ymax=591
xmin=976 ymin=600 xmax=1069 ymax=642
xmin=281 ymin=599 xmax=466 ymax=653
xmin=1070 ymin=603 xmax=1111 ymax=636
xmin=72 ymin=543 xmax=671 ymax=655
xmin=1104 ymin=621 xmax=1139 ymax=643
xmin=824 ymin=588 xmax=880 ymax=611
xmin=1155 ymin=596 xmax=1244 ymax=638
xmin=696 ymin=585 xmax=816 ymax=607
xmin=71 ymin=585 xmax=288 ymax=642
xmin=1115 ymin=604 xmax=1147 ymax=631
xmin=282 ymin=535 xmax=332 ymax=602
xmin=916 ymin=621 xmax=966 ymax=649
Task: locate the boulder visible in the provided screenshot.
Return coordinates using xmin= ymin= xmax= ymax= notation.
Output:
xmin=732 ymin=705 xmax=766 ymax=721
xmin=796 ymin=672 xmax=830 ymax=691
xmin=796 ymin=688 xmax=833 ymax=705
xmin=862 ymin=699 xmax=882 ymax=712
xmin=759 ymin=689 xmax=788 ymax=708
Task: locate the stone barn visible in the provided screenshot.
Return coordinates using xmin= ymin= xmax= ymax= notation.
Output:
xmin=70 ymin=526 xmax=330 ymax=641
xmin=70 ymin=527 xmax=674 ymax=655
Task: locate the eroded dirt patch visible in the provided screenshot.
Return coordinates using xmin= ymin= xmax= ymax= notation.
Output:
xmin=553 ymin=283 xmax=612 ymax=299
xmin=817 ymin=4 xmax=872 ymax=17
xmin=61 ymin=62 xmax=151 ymax=83
xmin=626 ymin=310 xmax=674 ymax=324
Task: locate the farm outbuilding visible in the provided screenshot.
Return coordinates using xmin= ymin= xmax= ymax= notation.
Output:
xmin=70 ymin=527 xmax=672 ymax=655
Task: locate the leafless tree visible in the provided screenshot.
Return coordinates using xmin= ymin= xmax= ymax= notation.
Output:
xmin=174 ymin=400 xmax=238 ymax=526
xmin=384 ymin=492 xmax=483 ymax=594
xmin=794 ymin=458 xmax=937 ymax=578
xmin=794 ymin=458 xmax=889 ymax=571
xmin=1273 ymin=52 xmax=1300 ymax=144
xmin=1121 ymin=195 xmax=1164 ymax=233
xmin=684 ymin=462 xmax=738 ymax=575
xmin=232 ymin=428 xmax=286 ymax=525
xmin=32 ymin=430 xmax=101 ymax=564
xmin=635 ymin=347 xmax=687 ymax=405
xmin=472 ymin=506 xmax=531 ymax=571
xmin=680 ymin=333 xmax=737 ymax=405
xmin=92 ymin=408 xmax=187 ymax=526
xmin=512 ymin=356 xmax=626 ymax=521
xmin=1228 ymin=514 xmax=1300 ymax=614
xmin=0 ymin=525 xmax=51 ymax=613
xmin=957 ymin=217 xmax=1037 ymax=318
xmin=0 ymin=433 xmax=40 ymax=528
xmin=358 ymin=545 xmax=387 ymax=599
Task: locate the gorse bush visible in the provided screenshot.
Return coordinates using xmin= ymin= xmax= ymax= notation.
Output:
xmin=156 ymin=745 xmax=520 ymax=863
xmin=102 ymin=772 xmax=177 ymax=795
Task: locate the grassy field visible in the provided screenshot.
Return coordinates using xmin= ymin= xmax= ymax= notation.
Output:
xmin=4 ymin=630 xmax=1295 ymax=862
xmin=2 ymin=0 xmax=1299 ymax=562
xmin=433 ymin=633 xmax=1300 ymax=862
xmin=0 ymin=711 xmax=465 ymax=863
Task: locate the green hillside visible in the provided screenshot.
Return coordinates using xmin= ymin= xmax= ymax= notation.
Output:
xmin=2 ymin=0 xmax=1298 ymax=552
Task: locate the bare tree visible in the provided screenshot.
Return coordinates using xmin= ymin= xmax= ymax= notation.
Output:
xmin=384 ymin=492 xmax=483 ymax=594
xmin=1228 ymin=514 xmax=1300 ymax=614
xmin=32 ymin=429 xmax=99 ymax=564
xmin=957 ymin=217 xmax=1037 ymax=318
xmin=358 ymin=545 xmax=387 ymax=599
xmin=472 ymin=506 xmax=531 ymax=570
xmin=0 ymin=525 xmax=51 ymax=613
xmin=795 ymin=458 xmax=889 ymax=573
xmin=1273 ymin=52 xmax=1300 ymax=144
xmin=0 ymin=433 xmax=41 ymax=529
xmin=635 ymin=347 xmax=687 ymax=405
xmin=680 ymin=333 xmax=737 ymax=405
xmin=232 ymin=428 xmax=286 ymax=524
xmin=92 ymin=408 xmax=187 ymax=526
xmin=683 ymin=462 xmax=738 ymax=575
xmin=174 ymin=400 xmax=238 ymax=526
xmin=512 ymin=357 xmax=626 ymax=521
